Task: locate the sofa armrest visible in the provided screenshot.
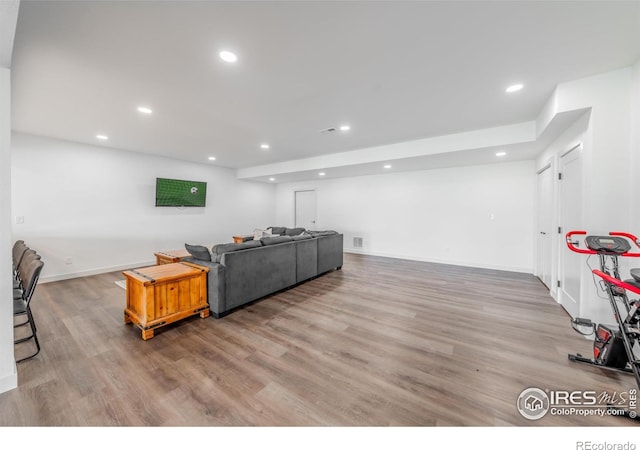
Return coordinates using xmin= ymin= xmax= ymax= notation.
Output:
xmin=317 ymin=233 xmax=343 ymax=274
xmin=182 ymin=257 xmax=226 ymax=317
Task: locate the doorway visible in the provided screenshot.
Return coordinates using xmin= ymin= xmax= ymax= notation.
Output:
xmin=558 ymin=143 xmax=583 ymax=319
xmin=295 ymin=190 xmax=317 ymax=230
xmin=536 ymin=163 xmax=553 ymax=289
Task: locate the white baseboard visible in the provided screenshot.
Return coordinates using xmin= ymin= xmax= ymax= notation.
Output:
xmin=343 ymin=248 xmax=533 ymax=274
xmin=41 ymin=251 xmax=532 ymax=282
xmin=39 ymin=260 xmax=156 ymax=283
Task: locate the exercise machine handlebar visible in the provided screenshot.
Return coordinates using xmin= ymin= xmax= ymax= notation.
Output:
xmin=565 ymin=230 xmax=591 ymax=254
xmin=565 ymin=230 xmax=640 ymax=257
xmin=610 ymin=232 xmax=640 ymax=252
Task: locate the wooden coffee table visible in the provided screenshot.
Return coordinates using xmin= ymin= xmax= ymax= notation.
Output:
xmin=123 ymin=262 xmax=209 ymax=340
xmin=233 ymin=235 xmax=253 ymax=243
xmin=154 ymin=249 xmax=191 ymax=265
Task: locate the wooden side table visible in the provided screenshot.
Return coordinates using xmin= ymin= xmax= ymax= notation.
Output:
xmin=154 ymin=249 xmax=191 ymax=265
xmin=123 ymin=262 xmax=209 ymax=340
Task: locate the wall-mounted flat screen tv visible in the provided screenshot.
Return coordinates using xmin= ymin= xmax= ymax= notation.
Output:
xmin=155 ymin=177 xmax=207 ymax=207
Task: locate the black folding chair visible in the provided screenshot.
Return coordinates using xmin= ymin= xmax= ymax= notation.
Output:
xmin=14 ymin=259 xmax=44 ymax=363
xmin=12 ymin=240 xmax=27 ymax=279
xmin=13 ymin=249 xmax=40 ymax=291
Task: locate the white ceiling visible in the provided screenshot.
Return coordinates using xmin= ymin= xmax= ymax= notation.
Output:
xmin=9 ymin=1 xmax=640 ymax=182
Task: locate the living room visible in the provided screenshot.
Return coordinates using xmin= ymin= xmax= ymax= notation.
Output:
xmin=2 ymin=0 xmax=640 ymax=447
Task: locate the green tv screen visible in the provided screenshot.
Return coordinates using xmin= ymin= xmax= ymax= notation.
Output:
xmin=155 ymin=178 xmax=207 ymax=207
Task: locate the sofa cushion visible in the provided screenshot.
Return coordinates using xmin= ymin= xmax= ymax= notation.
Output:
xmin=261 ymin=235 xmax=293 ymax=246
xmin=253 ymin=228 xmax=272 ymax=240
xmin=184 ymin=243 xmax=211 ymax=261
xmin=291 ymin=234 xmax=313 ymax=241
xmin=307 ymin=230 xmax=338 ymax=237
xmin=285 ymin=227 xmax=306 ymax=236
xmin=211 ymin=240 xmax=263 ymax=263
xmin=267 ymin=226 xmax=287 ymax=236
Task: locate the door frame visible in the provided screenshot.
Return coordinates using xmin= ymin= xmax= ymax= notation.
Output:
xmin=294 ymin=189 xmax=317 ymax=229
xmin=557 ymin=142 xmax=583 ymax=318
xmin=535 ymin=161 xmax=553 ymax=289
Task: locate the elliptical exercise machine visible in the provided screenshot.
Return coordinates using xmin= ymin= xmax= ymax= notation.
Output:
xmin=565 ymin=231 xmax=640 ymax=417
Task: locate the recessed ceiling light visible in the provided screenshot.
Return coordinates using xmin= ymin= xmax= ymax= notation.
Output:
xmin=269 ymin=177 xmax=275 ymax=182
xmin=219 ymin=50 xmax=238 ymax=63
xmin=96 ymin=134 xmax=108 ymax=140
xmin=384 ymin=164 xmax=392 ymax=169
xmin=319 ymin=172 xmax=326 ymax=176
xmin=339 ymin=125 xmax=351 ymax=131
xmin=137 ymin=106 xmax=152 ymax=114
xmin=505 ymin=83 xmax=523 ymax=93
xmin=496 ymin=151 xmax=507 ymax=157
xmin=208 ymin=156 xmax=216 ymax=161
xmin=260 ymin=144 xmax=270 ymax=150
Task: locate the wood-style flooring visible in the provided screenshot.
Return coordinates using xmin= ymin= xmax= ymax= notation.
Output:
xmin=2 ymin=253 xmax=638 ymax=426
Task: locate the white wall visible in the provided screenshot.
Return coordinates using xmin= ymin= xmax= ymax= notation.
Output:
xmin=0 ymin=68 xmax=17 ymax=393
xmin=534 ymin=68 xmax=634 ymax=324
xmin=631 ymin=59 xmax=640 ymax=231
xmin=276 ymin=160 xmax=535 ymax=273
xmin=534 ymin=111 xmax=590 ymax=302
xmin=11 ymin=133 xmax=276 ymax=281
xmin=553 ymin=68 xmax=632 ymax=233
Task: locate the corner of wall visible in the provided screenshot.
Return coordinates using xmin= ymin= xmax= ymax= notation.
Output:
xmin=1 ymin=67 xmax=17 ymax=393
xmin=536 ymin=85 xmax=559 ymax=138
xmin=0 ymin=364 xmax=17 ymax=393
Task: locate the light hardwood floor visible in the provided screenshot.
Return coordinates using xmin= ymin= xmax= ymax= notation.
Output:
xmin=2 ymin=253 xmax=638 ymax=426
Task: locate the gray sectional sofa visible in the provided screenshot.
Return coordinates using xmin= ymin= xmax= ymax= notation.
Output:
xmin=183 ymin=229 xmax=343 ymax=318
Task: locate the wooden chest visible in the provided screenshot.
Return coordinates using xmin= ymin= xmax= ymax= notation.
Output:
xmin=123 ymin=262 xmax=209 ymax=340
xmin=153 ymin=249 xmax=191 ymax=265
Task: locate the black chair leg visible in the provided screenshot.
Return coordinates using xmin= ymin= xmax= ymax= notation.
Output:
xmin=14 ymin=309 xmax=35 ymax=343
xmin=28 ymin=306 xmax=37 ymax=334
xmin=14 ymin=306 xmax=36 ymax=330
xmin=14 ymin=313 xmax=29 ymax=328
xmin=15 ymin=308 xmax=40 ymax=363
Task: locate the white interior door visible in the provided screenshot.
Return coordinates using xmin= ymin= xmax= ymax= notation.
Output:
xmin=536 ymin=164 xmax=553 ymax=288
xmin=558 ymin=145 xmax=583 ymax=319
xmin=295 ymin=190 xmax=317 ymax=230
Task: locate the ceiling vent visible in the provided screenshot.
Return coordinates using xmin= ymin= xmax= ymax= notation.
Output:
xmin=320 ymin=127 xmax=337 ymax=134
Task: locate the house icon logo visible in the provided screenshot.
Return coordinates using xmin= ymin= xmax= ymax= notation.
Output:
xmin=517 ymin=388 xmax=550 ymax=420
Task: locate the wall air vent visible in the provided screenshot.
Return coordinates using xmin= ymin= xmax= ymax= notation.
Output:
xmin=320 ymin=127 xmax=337 ymax=134
xmin=353 ymin=237 xmax=363 ymax=248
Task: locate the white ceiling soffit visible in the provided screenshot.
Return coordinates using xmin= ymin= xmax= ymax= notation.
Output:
xmin=238 ymin=109 xmax=589 ymax=183
xmin=9 ymin=1 xmax=640 ymax=181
